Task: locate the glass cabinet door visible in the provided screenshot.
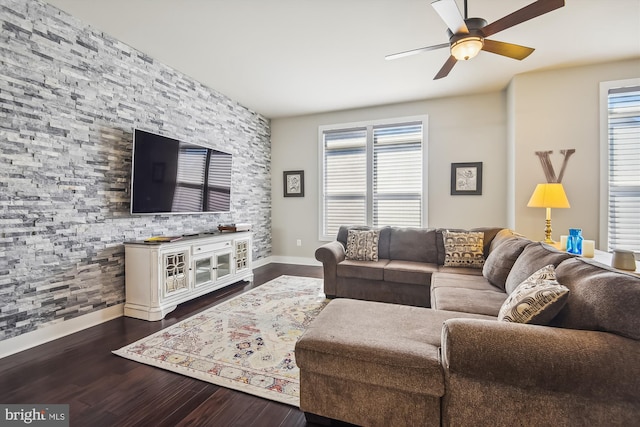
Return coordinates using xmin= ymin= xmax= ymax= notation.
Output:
xmin=194 ymin=257 xmax=213 ymax=287
xmin=215 ymin=252 xmax=231 ymax=281
xmin=163 ymin=250 xmax=189 ymax=297
xmin=235 ymin=238 xmax=249 ymax=272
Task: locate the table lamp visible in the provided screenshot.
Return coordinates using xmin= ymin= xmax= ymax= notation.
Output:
xmin=527 ymin=183 xmax=570 ymax=244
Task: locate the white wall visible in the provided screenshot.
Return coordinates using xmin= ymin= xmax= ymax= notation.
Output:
xmin=271 ymin=92 xmax=508 ymax=261
xmin=510 ymin=58 xmax=640 ymax=247
xmin=271 ymin=58 xmax=640 ymax=261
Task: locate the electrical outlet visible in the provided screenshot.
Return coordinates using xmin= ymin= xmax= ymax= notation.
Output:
xmin=296 ymin=239 xmax=302 ymax=247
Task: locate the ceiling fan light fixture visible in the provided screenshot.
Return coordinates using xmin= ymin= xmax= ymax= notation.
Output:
xmin=451 ymin=36 xmax=484 ymax=61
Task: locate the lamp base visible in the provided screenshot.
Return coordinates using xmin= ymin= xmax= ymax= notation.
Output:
xmin=543 ymin=218 xmax=554 ymax=244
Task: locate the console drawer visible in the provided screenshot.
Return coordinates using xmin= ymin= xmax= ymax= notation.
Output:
xmin=193 ymin=241 xmax=231 ymax=254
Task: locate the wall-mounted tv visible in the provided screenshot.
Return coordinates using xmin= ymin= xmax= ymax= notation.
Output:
xmin=131 ymin=129 xmax=232 ymax=214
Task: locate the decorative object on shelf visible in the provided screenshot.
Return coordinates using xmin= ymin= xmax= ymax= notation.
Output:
xmin=560 ymin=235 xmax=568 ymax=251
xmin=218 ymin=223 xmax=251 ymax=232
xmin=582 ymin=240 xmax=595 ymax=258
xmin=534 ymin=149 xmax=575 ymax=183
xmin=611 ymin=249 xmax=637 ymax=271
xmin=283 ymin=170 xmax=304 ymax=197
xmin=527 ymin=183 xmax=570 ymax=244
xmin=450 ymin=162 xmax=482 ymax=195
xmin=566 ymin=228 xmax=583 ymax=255
xmin=144 ymin=235 xmax=183 ymax=243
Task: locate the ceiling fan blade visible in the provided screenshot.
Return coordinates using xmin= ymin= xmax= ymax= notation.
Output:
xmin=481 ymin=39 xmax=535 ymax=60
xmin=481 ymin=0 xmax=564 ymax=37
xmin=431 ymin=0 xmax=469 ymax=34
xmin=434 ymin=55 xmax=458 ymax=80
xmin=385 ymin=43 xmax=449 ymax=61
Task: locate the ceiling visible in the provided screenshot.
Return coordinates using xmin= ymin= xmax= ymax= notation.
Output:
xmin=44 ymin=0 xmax=640 ymax=118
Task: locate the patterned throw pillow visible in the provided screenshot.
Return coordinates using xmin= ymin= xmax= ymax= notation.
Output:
xmin=443 ymin=230 xmax=485 ymax=268
xmin=345 ymin=229 xmax=379 ymax=261
xmin=498 ymin=264 xmax=569 ymax=325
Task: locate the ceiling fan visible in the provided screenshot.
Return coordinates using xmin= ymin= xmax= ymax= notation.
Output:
xmin=386 ymin=0 xmax=565 ymax=79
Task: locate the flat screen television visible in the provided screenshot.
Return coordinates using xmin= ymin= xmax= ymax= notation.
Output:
xmin=131 ymin=129 xmax=232 ymax=214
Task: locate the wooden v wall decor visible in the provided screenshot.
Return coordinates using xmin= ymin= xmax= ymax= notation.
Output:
xmin=534 ymin=149 xmax=575 ymax=183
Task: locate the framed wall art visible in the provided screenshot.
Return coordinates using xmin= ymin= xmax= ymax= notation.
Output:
xmin=283 ymin=170 xmax=305 ymax=197
xmin=451 ymin=162 xmax=483 ymax=195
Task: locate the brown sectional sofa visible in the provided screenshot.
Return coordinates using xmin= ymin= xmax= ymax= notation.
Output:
xmin=296 ymin=226 xmax=640 ymax=426
xmin=315 ymin=225 xmax=509 ymax=308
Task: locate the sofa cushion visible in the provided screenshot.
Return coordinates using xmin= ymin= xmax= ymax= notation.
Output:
xmin=488 ymin=228 xmax=521 ymax=252
xmin=498 ymin=265 xmax=569 ymax=325
xmin=431 ymin=287 xmax=507 ymax=316
xmin=389 ymin=227 xmax=437 ymax=263
xmin=384 ymin=260 xmax=438 ymax=285
xmin=505 ymin=242 xmax=574 ymax=294
xmin=337 ymin=259 xmax=389 ymax=281
xmin=345 ymin=229 xmax=379 ymax=261
xmin=431 ymin=272 xmax=504 ymax=292
xmin=442 ymin=230 xmax=485 ymax=268
xmin=437 ymin=266 xmax=483 ymax=276
xmin=552 ymin=257 xmax=640 ymax=340
xmin=470 ymin=227 xmax=506 ymax=255
xmin=431 ymin=273 xmax=506 ymax=316
xmin=296 ymin=299 xmax=496 ymax=396
xmin=483 ymin=237 xmax=532 ymax=290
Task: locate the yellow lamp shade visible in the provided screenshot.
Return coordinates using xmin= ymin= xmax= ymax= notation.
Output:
xmin=527 ymin=183 xmax=570 ymax=209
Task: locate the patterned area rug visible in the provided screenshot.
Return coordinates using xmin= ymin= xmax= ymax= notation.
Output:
xmin=113 ymin=275 xmax=327 ymax=406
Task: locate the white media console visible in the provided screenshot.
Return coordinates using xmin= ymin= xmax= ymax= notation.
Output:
xmin=124 ymin=231 xmax=253 ymax=321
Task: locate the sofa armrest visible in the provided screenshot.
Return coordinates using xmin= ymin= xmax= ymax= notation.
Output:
xmin=315 ymin=241 xmax=346 ymax=297
xmin=441 ymin=319 xmax=640 ymax=402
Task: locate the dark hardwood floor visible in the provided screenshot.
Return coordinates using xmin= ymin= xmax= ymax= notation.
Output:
xmin=0 ymin=263 xmax=337 ymax=427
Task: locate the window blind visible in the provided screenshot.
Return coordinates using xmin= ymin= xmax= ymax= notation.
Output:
xmin=207 ymin=152 xmax=232 ymax=211
xmin=373 ymin=124 xmax=423 ymax=227
xmin=320 ymin=119 xmax=425 ymax=240
xmin=172 ymin=147 xmax=206 ymax=212
xmin=607 ymin=86 xmax=640 ymax=252
xmin=323 ymin=128 xmax=367 ymax=237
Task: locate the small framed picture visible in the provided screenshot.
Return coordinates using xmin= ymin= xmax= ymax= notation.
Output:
xmin=451 ymin=162 xmax=483 ymax=195
xmin=283 ymin=170 xmax=304 ymax=197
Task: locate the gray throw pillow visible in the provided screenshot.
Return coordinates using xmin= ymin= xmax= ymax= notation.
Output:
xmin=345 ymin=229 xmax=379 ymax=261
xmin=498 ymin=265 xmax=569 ymax=325
xmin=483 ymin=238 xmax=532 ymax=290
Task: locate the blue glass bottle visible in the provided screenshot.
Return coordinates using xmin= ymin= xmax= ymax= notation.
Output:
xmin=566 ymin=228 xmax=583 ymax=255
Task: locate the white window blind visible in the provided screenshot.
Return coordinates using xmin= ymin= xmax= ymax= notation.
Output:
xmin=323 ymin=128 xmax=367 ymax=236
xmin=320 ymin=117 xmax=426 ymax=240
xmin=207 ymin=152 xmax=232 ymax=212
xmin=607 ymin=86 xmax=640 ymax=253
xmin=172 ymin=146 xmax=206 ymax=212
xmin=373 ymin=124 xmax=423 ymax=227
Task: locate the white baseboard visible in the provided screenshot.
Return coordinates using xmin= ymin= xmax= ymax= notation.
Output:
xmin=268 ymin=255 xmax=321 ymax=266
xmin=252 ymin=257 xmax=272 ymax=268
xmin=0 ymin=303 xmax=124 ymax=359
xmin=0 ymin=258 xmax=320 ymax=359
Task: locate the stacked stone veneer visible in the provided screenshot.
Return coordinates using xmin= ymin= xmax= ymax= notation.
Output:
xmin=0 ymin=0 xmax=272 ymax=341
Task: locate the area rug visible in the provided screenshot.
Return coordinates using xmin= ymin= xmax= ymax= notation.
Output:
xmin=113 ymin=275 xmax=328 ymax=406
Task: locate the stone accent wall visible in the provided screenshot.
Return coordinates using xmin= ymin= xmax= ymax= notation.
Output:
xmin=0 ymin=0 xmax=272 ymax=341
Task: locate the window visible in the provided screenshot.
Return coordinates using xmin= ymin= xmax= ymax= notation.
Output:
xmin=172 ymin=146 xmax=232 ymax=212
xmin=600 ymin=79 xmax=640 ymax=254
xmin=319 ymin=116 xmax=427 ymax=240
xmin=172 ymin=146 xmax=207 ymax=212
